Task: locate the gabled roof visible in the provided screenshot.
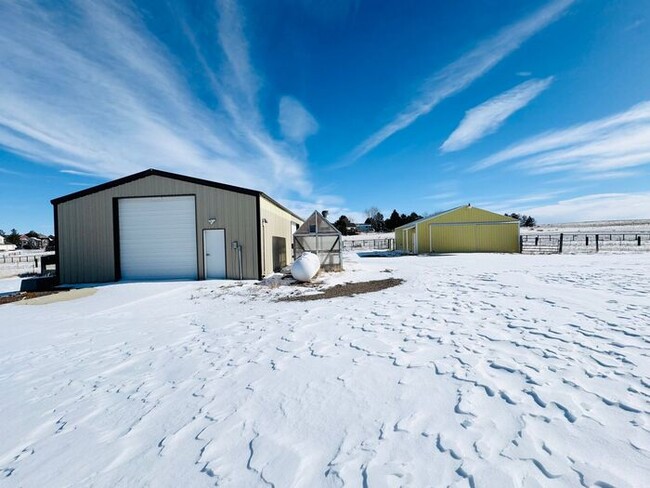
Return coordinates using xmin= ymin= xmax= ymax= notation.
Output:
xmin=394 ymin=204 xmax=518 ymax=230
xmin=294 ymin=210 xmax=341 ymax=236
xmin=51 ymin=168 xmax=303 ymax=221
xmin=395 ymin=205 xmax=465 ymax=230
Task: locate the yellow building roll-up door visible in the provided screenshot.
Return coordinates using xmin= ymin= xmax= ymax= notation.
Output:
xmin=429 ymin=222 xmax=519 ymax=253
xmin=430 ymin=224 xmax=477 ymax=252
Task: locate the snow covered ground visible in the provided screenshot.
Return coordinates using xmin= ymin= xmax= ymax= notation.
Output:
xmin=524 ymin=219 xmax=650 ymax=234
xmin=1 ymin=252 xmax=649 ymax=487
xmin=0 ymin=277 xmax=22 ymax=294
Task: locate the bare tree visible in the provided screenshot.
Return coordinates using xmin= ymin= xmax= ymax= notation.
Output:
xmin=364 ymin=206 xmax=380 ymax=221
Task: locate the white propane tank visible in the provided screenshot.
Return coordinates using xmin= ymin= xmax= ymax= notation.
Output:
xmin=291 ymin=252 xmax=321 ymax=282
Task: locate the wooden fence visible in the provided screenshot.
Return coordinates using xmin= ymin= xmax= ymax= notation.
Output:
xmin=342 ymin=238 xmax=395 ymax=251
xmin=520 ymin=233 xmax=650 ymax=254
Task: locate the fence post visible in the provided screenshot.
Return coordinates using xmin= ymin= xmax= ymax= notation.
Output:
xmin=586 ymin=236 xmax=589 ymax=246
xmin=639 ymin=236 xmax=642 ymax=246
xmin=559 ymin=233 xmax=563 ymax=254
xmin=519 ymin=235 xmax=523 ymax=253
xmin=595 ymin=234 xmax=599 ymax=252
xmin=535 ymin=236 xmax=539 ymax=246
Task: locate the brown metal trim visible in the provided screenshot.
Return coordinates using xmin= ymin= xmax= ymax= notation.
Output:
xmin=50 ymin=168 xmax=304 ymax=223
xmin=53 ymin=203 xmax=60 ymax=285
xmin=51 ymin=168 xmax=259 ymax=205
xmin=256 ymin=195 xmax=263 ymax=280
xmin=112 ymin=198 xmax=121 ymax=281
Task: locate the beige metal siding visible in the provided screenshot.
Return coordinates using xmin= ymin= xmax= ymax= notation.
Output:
xmin=259 ymin=196 xmax=303 ymax=276
xmin=56 ymin=175 xmax=259 ymax=283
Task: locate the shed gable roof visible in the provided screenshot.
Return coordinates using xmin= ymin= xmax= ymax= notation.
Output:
xmin=294 ymin=211 xmax=341 ymax=236
xmin=395 ymin=205 xmax=518 ymax=229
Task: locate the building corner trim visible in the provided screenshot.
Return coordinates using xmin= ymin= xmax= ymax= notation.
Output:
xmin=256 ymin=195 xmax=263 ymax=280
xmin=53 ymin=203 xmax=60 ymax=285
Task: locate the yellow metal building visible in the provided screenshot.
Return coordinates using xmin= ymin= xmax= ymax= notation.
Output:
xmin=395 ymin=205 xmax=519 ymax=254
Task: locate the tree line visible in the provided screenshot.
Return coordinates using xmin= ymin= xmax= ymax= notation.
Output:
xmin=333 ymin=208 xmax=423 ymax=235
xmin=504 ymin=213 xmax=536 ymax=227
xmin=331 ymin=209 xmax=537 ymax=235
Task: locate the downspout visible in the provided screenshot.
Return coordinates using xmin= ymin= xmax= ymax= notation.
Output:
xmin=261 ymin=218 xmax=268 ymax=275
xmin=238 ymin=244 xmax=243 ymax=279
xmin=315 ymin=212 xmax=320 ymax=264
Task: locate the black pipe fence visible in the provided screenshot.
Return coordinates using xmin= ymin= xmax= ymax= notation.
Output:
xmin=520 ymin=233 xmax=650 ymax=254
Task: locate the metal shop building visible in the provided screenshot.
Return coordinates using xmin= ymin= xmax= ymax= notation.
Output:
xmin=51 ymin=169 xmax=303 ymax=284
xmin=395 ymin=205 xmax=519 ymax=254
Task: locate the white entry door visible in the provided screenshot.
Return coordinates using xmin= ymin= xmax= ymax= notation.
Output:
xmin=204 ymin=229 xmax=226 ymax=279
xmin=118 ymin=196 xmax=197 ymax=280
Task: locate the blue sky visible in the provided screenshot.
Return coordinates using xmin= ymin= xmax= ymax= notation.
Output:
xmin=1 ymin=0 xmax=650 ymax=234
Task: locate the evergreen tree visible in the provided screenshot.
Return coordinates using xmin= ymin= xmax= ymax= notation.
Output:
xmin=385 ymin=210 xmax=402 ymax=231
xmin=5 ymin=229 xmax=20 ymax=246
xmin=406 ymin=212 xmax=422 ymax=224
xmin=373 ymin=212 xmax=385 ymax=232
xmin=505 ymin=212 xmax=536 ymax=227
xmin=363 ymin=206 xmax=386 ymax=232
xmin=522 ymin=215 xmax=536 ymax=227
xmin=333 ymin=215 xmax=352 ymax=235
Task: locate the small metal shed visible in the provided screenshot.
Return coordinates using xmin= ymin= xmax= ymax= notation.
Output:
xmin=293 ymin=211 xmax=342 ymax=271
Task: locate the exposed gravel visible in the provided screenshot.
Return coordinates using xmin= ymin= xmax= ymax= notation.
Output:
xmin=278 ymin=278 xmax=404 ymax=301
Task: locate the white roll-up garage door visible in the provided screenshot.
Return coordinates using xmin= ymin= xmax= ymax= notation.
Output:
xmin=118 ymin=196 xmax=198 ymax=280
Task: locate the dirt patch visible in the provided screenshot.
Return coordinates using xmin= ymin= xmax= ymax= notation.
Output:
xmin=19 ymin=288 xmax=96 ymax=305
xmin=0 ymin=290 xmax=61 ymax=305
xmin=279 ymin=278 xmax=404 ymax=302
xmin=0 ymin=288 xmax=95 ymax=306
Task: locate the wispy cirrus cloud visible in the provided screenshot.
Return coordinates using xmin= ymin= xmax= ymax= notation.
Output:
xmin=0 ymin=0 xmax=313 ymax=197
xmin=422 ymin=191 xmax=458 ymax=201
xmin=278 ymin=96 xmax=319 ymax=143
xmin=345 ymin=0 xmax=574 ymax=164
xmin=471 ymin=101 xmax=650 ymax=175
xmin=441 ymin=77 xmax=554 ymax=152
xmin=520 ymin=192 xmax=650 ymax=223
xmin=472 ymin=189 xmax=570 ymax=213
xmin=576 ymin=170 xmax=643 ymax=181
xmin=280 ymin=196 xmax=365 ymax=224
